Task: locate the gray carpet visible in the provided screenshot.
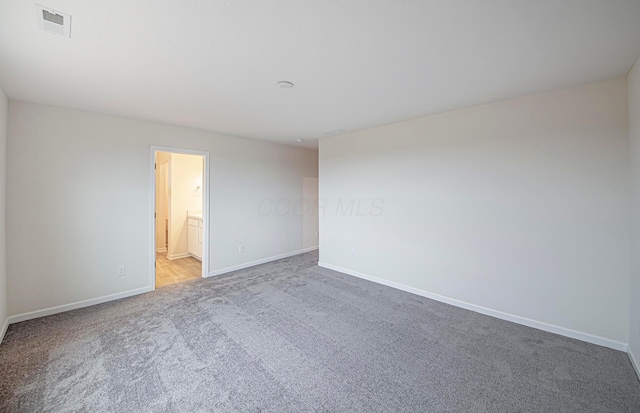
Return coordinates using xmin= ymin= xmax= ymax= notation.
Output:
xmin=1 ymin=251 xmax=639 ymax=412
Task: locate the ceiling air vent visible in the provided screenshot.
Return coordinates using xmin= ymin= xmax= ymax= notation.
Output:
xmin=35 ymin=4 xmax=71 ymax=38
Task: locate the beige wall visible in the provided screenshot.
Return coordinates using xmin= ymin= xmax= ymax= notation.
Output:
xmin=629 ymin=56 xmax=640 ymax=368
xmin=0 ymin=87 xmax=7 ymax=340
xmin=319 ymin=77 xmax=630 ymax=346
xmin=168 ymin=153 xmax=203 ymax=258
xmin=6 ymin=101 xmax=318 ymax=317
xmin=155 ymin=152 xmax=170 ymax=251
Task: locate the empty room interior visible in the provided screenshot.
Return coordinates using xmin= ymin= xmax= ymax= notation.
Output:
xmin=1 ymin=1 xmax=640 ymax=411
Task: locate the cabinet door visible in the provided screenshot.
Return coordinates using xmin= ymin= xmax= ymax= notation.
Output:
xmin=188 ymin=224 xmax=198 ymax=256
xmin=197 ymin=222 xmax=203 ymax=259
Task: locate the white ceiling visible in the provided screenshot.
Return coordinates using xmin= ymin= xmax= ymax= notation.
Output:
xmin=1 ymin=1 xmax=639 ymax=149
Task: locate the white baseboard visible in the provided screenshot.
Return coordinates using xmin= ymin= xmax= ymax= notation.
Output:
xmin=167 ymin=252 xmax=190 ymax=260
xmin=208 ymin=246 xmax=319 ymax=277
xmin=318 ymin=262 xmax=628 ymax=352
xmin=156 ymin=247 xmax=167 ymax=253
xmin=630 ymin=349 xmax=640 ymax=381
xmin=7 ymin=286 xmax=153 ymax=325
xmin=4 ymin=248 xmax=321 ymax=327
xmin=0 ymin=317 xmax=8 ymax=344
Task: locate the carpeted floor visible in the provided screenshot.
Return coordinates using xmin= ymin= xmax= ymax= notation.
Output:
xmin=1 ymin=251 xmax=639 ymax=412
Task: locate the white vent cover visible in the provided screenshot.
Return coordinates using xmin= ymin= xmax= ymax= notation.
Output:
xmin=35 ymin=4 xmax=71 ymax=38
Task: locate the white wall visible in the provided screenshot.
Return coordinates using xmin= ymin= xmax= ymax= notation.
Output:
xmin=302 ymin=177 xmax=319 ymax=250
xmin=629 ymin=57 xmax=640 ymax=368
xmin=0 ymin=87 xmax=7 ymax=340
xmin=6 ymin=101 xmax=318 ymax=317
xmin=319 ymin=77 xmax=630 ymax=346
xmin=168 ymin=153 xmax=203 ymax=258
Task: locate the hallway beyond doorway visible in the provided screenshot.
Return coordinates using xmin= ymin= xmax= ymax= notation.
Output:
xmin=152 ymin=146 xmax=209 ymax=289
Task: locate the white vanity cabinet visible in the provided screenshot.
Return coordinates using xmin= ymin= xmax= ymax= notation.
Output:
xmin=187 ymin=217 xmax=203 ymax=260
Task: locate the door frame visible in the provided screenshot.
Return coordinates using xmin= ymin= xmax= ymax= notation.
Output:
xmin=149 ymin=145 xmax=210 ymax=289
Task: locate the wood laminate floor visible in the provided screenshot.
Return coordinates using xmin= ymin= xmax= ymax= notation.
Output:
xmin=155 ymin=251 xmax=201 ymax=288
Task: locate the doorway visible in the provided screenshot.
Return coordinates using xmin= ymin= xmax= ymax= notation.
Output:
xmin=150 ymin=146 xmax=209 ymax=289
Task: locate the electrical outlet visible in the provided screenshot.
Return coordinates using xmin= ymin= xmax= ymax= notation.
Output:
xmin=117 ymin=266 xmax=126 ymax=276
xmin=350 ymin=250 xmax=356 ymax=259
xmin=239 ymin=244 xmax=245 ymax=253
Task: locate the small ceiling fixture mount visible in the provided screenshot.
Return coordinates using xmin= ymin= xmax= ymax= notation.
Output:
xmin=277 ymin=81 xmax=294 ymax=89
xmin=296 ymin=138 xmax=304 ymax=142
